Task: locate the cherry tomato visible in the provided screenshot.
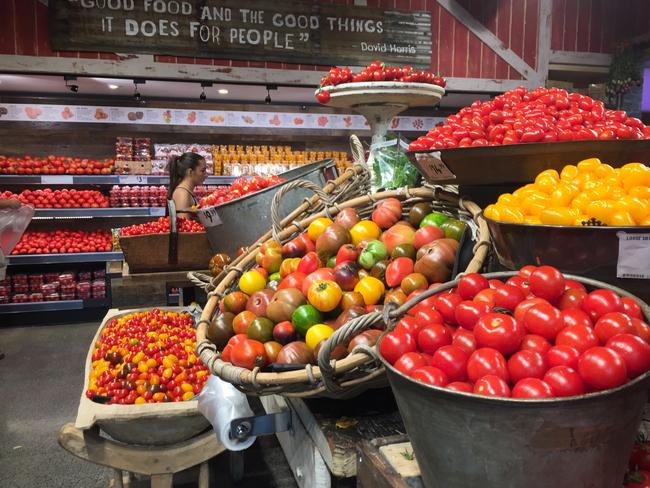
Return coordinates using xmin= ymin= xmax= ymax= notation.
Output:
xmin=626 ymin=469 xmax=650 ymax=488
xmin=433 ymin=292 xmax=462 ymax=325
xmin=394 ymin=352 xmax=429 ymax=376
xmin=508 ymin=350 xmax=548 ymax=384
xmin=556 ymin=324 xmax=599 ymax=354
xmin=454 ymin=300 xmax=491 ymax=331
xmin=473 ymin=375 xmax=511 ymax=397
xmin=473 ymin=288 xmax=496 ymax=307
xmin=473 ymin=313 xmax=523 ymax=355
xmin=520 ymin=334 xmax=552 ymax=355
xmin=379 ymin=330 xmax=417 ymax=365
xmin=546 ymin=344 xmax=581 ymax=369
xmin=630 ymin=444 xmax=650 ymax=471
xmin=494 ymin=284 xmax=526 ymax=311
xmin=394 ymin=316 xmax=424 ymax=340
xmin=581 ymin=289 xmax=623 ymax=321
xmin=453 ymin=328 xmax=477 ymax=355
xmin=606 ymin=334 xmax=650 ymax=378
xmin=514 ymin=298 xmax=549 ymax=322
xmin=308 ymin=280 xmax=343 ymax=312
xmin=505 ymin=275 xmax=531 ymax=295
xmin=446 ymin=381 xmax=474 ymax=393
xmin=633 ymin=319 xmax=650 ymax=343
xmin=578 ymin=346 xmax=627 ymax=390
xmin=512 ymin=378 xmax=554 ymax=398
xmin=414 ymin=308 xmax=444 ymax=328
xmin=543 ymin=366 xmax=585 ymax=397
xmin=622 ymin=297 xmax=643 ymax=320
xmin=411 ymin=366 xmax=449 ymax=386
xmin=560 ymin=308 xmax=593 ymax=329
xmin=417 ymin=323 xmax=452 ymax=355
xmin=431 ymin=345 xmax=468 ymax=382
xmin=230 ymin=339 xmax=268 ymax=369
xmin=467 ymin=348 xmax=509 ymax=383
xmin=523 ymin=302 xmax=564 ymax=340
xmin=557 ymin=288 xmax=587 ymax=310
xmin=457 ymin=273 xmax=489 ymax=300
xmin=594 ymin=312 xmax=634 ymax=344
xmin=528 ymin=266 xmax=565 ymax=303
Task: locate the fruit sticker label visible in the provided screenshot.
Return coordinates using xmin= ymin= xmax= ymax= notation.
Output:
xmin=415 ymin=152 xmax=456 ymax=182
xmin=617 ymin=232 xmax=650 ymax=279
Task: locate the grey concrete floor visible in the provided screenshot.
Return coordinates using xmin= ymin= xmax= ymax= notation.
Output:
xmin=0 ymin=322 xmax=298 ymax=488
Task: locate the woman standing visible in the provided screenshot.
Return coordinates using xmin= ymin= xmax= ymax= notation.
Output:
xmin=167 ymin=152 xmax=207 ymax=219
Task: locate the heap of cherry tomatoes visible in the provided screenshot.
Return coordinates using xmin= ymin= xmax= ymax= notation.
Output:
xmin=0 ymin=154 xmax=114 ymax=175
xmin=379 ymin=265 xmax=650 ymax=399
xmin=198 ymin=175 xmax=284 ymax=208
xmin=0 ymin=188 xmax=109 ymax=208
xmin=11 ymin=230 xmax=112 ymax=254
xmin=627 ymin=436 xmax=650 ymax=487
xmin=409 ymin=86 xmax=650 ymax=150
xmin=120 ymin=216 xmax=205 ymax=237
xmin=86 ymin=309 xmax=208 ymax=404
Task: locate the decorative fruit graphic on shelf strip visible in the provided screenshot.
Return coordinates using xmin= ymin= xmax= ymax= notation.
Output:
xmin=0 ymin=189 xmax=109 ymax=208
xmin=210 ymin=199 xmax=469 ymax=369
xmin=0 ymin=154 xmax=114 ymax=175
xmin=120 ymin=216 xmax=205 ymax=236
xmin=484 ymin=158 xmax=650 ymax=226
xmin=408 ymin=86 xmax=650 ymax=150
xmin=197 ymin=175 xmax=284 ymax=208
xmin=86 ymin=309 xmax=208 ymax=404
xmin=11 ymin=230 xmax=112 ymax=254
xmin=379 ymin=265 xmax=650 ymax=399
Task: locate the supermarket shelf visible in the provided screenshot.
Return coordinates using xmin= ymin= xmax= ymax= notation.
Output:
xmin=7 ymin=252 xmax=124 ymax=265
xmin=0 ymin=175 xmax=237 ymax=185
xmin=0 ymin=298 xmax=110 ymax=313
xmin=33 ymin=207 xmax=166 ymax=218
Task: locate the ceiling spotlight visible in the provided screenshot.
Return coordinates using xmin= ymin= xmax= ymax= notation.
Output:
xmin=265 ymin=84 xmax=278 ymax=105
xmin=133 ymin=78 xmax=145 ymax=102
xmin=200 ymin=81 xmax=212 ymax=102
xmin=108 ymin=84 xmax=119 ymax=90
xmin=218 ymin=88 xmax=229 ymax=95
xmin=64 ymin=75 xmax=79 ymax=93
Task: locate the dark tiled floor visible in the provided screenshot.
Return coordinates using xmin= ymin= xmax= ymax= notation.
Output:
xmin=0 ymin=322 xmax=297 ymax=488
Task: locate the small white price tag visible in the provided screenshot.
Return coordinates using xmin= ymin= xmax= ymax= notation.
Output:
xmin=199 ymin=207 xmax=222 ymax=228
xmin=617 ymin=232 xmax=650 ymax=279
xmin=415 ymin=151 xmax=456 ymax=182
xmin=41 ymin=175 xmax=73 ymax=184
xmin=149 ymin=207 xmax=165 ymax=216
xmin=118 ymin=175 xmax=147 ymax=184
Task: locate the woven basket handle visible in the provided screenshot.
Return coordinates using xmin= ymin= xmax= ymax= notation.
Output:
xmin=270 ymin=180 xmax=334 ymax=242
xmin=349 ymin=135 xmax=366 ymax=166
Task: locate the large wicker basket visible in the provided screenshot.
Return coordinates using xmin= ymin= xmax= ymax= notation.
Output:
xmin=194 ymin=181 xmax=490 ymax=398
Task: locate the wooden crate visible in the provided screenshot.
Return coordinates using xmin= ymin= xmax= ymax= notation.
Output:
xmin=119 ymin=232 xmax=213 ymax=273
xmin=115 ymin=160 xmax=152 ymax=175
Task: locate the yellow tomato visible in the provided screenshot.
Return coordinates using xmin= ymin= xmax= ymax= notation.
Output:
xmin=307 ymin=217 xmax=334 ymax=242
xmin=238 ymin=270 xmax=267 ymax=295
xmin=308 ymin=280 xmax=343 ymax=312
xmin=586 ymin=200 xmax=617 ymax=223
xmin=570 ymin=192 xmax=591 ymax=213
xmin=349 ymin=220 xmax=382 ymax=246
xmin=583 ymin=181 xmax=612 ymax=200
xmin=539 ymin=207 xmax=575 ymax=226
xmin=573 ymin=215 xmax=590 ymax=226
xmin=550 ymin=184 xmax=579 ymax=207
xmin=622 ymin=169 xmax=649 ymax=191
xmin=572 ymin=171 xmax=596 ymax=189
xmin=616 ymin=196 xmax=649 ymax=222
xmin=560 ymin=164 xmax=579 ymax=181
xmin=594 ymin=163 xmax=615 ymax=178
xmin=522 ymin=196 xmax=549 ymax=217
xmin=534 ymin=175 xmax=558 ymax=194
xmin=135 ymin=397 xmax=146 ymax=404
xmin=354 ymin=276 xmax=385 ymax=305
xmin=305 ymin=323 xmax=335 ymax=350
xmin=577 ymin=158 xmax=602 ymax=173
xmin=537 ymin=169 xmax=560 ymax=180
xmin=497 ymin=193 xmax=519 ymax=206
xmin=512 ymin=184 xmax=538 ymax=200
xmin=497 ymin=206 xmax=525 ymax=223
xmin=483 ymin=204 xmax=501 ymax=221
xmin=640 ymin=217 xmax=650 ymax=226
xmin=629 ymin=186 xmax=650 ymax=200
xmin=610 ymin=187 xmax=626 ymax=200
xmin=621 ymin=162 xmax=649 ymax=172
xmin=182 ymin=391 xmax=195 ymax=401
xmin=609 ymin=211 xmax=636 ymax=226
xmin=523 ymin=216 xmax=542 ymax=225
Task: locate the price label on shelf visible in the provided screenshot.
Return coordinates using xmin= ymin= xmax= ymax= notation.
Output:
xmin=149 ymin=207 xmax=165 ymax=216
xmin=617 ymin=232 xmax=650 ymax=279
xmin=41 ymin=175 xmax=73 ymax=184
xmin=118 ymin=175 xmax=148 ymax=184
xmin=199 ymin=207 xmax=222 ymax=228
xmin=415 ymin=152 xmax=456 ymax=182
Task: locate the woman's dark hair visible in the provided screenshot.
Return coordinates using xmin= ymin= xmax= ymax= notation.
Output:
xmin=167 ymin=152 xmax=204 ymax=199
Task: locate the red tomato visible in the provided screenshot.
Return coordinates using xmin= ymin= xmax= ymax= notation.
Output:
xmin=512 ymin=378 xmax=554 ymax=399
xmin=410 ymin=366 xmax=449 ymax=386
xmin=594 ymin=312 xmax=634 ymax=344
xmin=431 ymin=345 xmax=469 ymax=382
xmin=543 ymin=365 xmax=584 ymax=397
xmin=557 ymin=288 xmax=587 ymax=310
xmin=564 ymin=279 xmax=587 ymax=292
xmin=446 ymin=381 xmax=473 ymax=393
xmin=279 ymin=272 xmax=307 ymax=290
xmin=578 ymin=346 xmax=627 ymax=390
xmin=452 ymin=328 xmax=477 ymax=355
xmin=560 ymin=308 xmax=593 ymax=329
xmin=394 ymin=316 xmax=423 ymax=340
xmin=385 ymin=258 xmax=414 ymax=288
xmin=520 ymin=334 xmax=552 ymax=354
xmin=523 ymin=302 xmax=564 ymax=340
xmin=394 ymin=352 xmax=429 ymax=376
xmin=379 ymin=331 xmax=417 ymax=365
xmin=626 ymin=469 xmax=650 ymax=488
xmin=529 ymin=266 xmax=565 ymax=303
xmin=414 ymin=308 xmax=444 ymax=327
xmin=630 ymin=444 xmax=650 ymax=471
xmin=467 ymin=348 xmax=509 ymax=383
xmin=505 ymin=275 xmax=531 ymax=294
xmin=519 ymin=265 xmax=537 ymax=279
xmin=302 ymin=269 xmax=335 ymax=296
xmin=473 ymin=288 xmax=496 ymax=307
xmin=622 ymin=297 xmax=644 ymax=320
xmin=457 ymin=273 xmax=489 ymax=300
xmin=417 ymin=324 xmax=452 ymax=355
xmin=230 ymin=339 xmax=268 ymax=369
xmin=514 ymin=298 xmax=549 ymax=322
xmin=433 ymin=292 xmax=462 ymax=325
xmin=546 ymin=345 xmax=581 ymax=369
xmin=507 ymin=350 xmax=548 ymax=384
xmin=473 ymin=375 xmax=511 ymax=397
xmin=454 ymin=300 xmax=491 ymax=331
xmin=473 ymin=313 xmax=524 ymax=356
xmin=488 ymin=279 xmax=505 ymax=289
xmin=581 ymin=289 xmax=623 ymax=321
xmin=493 ymin=285 xmax=526 ymax=311
xmin=606 ymin=334 xmax=650 ymax=378
xmin=556 ymin=324 xmax=599 ymax=354
xmin=633 ymin=319 xmax=650 ymax=343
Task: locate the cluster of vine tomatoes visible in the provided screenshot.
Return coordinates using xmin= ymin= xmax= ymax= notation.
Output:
xmin=120 ymin=216 xmax=205 ymax=236
xmin=0 ymin=188 xmax=109 ymax=208
xmin=0 ymin=154 xmax=114 ymax=175
xmin=86 ymin=309 xmax=208 ymax=404
xmin=380 ymin=265 xmax=650 ymax=399
xmin=11 ymin=230 xmax=112 ymax=254
xmin=409 ymin=86 xmax=650 ymax=150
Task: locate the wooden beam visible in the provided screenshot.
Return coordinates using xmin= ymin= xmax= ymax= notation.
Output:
xmin=444 ymin=77 xmax=537 ymax=93
xmin=549 ymin=50 xmax=613 ymax=66
xmin=535 ymin=0 xmax=553 ymax=86
xmin=436 ymin=0 xmax=536 ymax=80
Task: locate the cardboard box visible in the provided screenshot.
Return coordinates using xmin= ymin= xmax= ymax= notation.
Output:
xmin=115 ymin=160 xmax=152 ymax=175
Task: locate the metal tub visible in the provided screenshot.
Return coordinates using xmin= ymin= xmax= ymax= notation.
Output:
xmin=197 ymin=159 xmax=336 ymax=257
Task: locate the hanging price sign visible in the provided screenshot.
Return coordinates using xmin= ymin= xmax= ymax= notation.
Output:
xmin=415 ymin=152 xmax=456 ymax=182
xmin=199 ymin=207 xmax=223 ymax=228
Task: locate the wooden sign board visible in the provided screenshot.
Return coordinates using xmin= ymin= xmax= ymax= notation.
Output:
xmin=49 ymin=0 xmax=432 ymax=68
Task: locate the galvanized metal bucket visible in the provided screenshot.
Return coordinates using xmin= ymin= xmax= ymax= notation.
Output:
xmin=378 ymin=271 xmax=650 ymax=488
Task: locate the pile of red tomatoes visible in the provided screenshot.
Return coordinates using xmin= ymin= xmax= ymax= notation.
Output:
xmin=120 ymin=216 xmax=205 ymax=236
xmin=198 ymin=175 xmax=284 ymax=208
xmin=11 ymin=230 xmax=112 ymax=254
xmin=0 ymin=188 xmax=109 ymax=208
xmin=408 ymin=86 xmax=650 ymax=150
xmin=379 ymin=265 xmax=650 ymax=399
xmin=0 ymin=154 xmax=115 ymax=175
xmin=86 ymin=309 xmax=209 ymax=404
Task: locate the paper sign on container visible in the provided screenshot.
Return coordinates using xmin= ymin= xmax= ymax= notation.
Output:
xmin=415 ymin=152 xmax=456 ymax=182
xmin=200 ymin=207 xmax=222 ymax=228
xmin=617 ymin=232 xmax=650 ymax=279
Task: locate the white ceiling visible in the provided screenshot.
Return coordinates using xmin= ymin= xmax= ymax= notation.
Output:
xmin=0 ymin=74 xmax=488 ymax=108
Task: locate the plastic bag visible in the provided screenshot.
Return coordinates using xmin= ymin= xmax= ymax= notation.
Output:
xmin=370 ymin=134 xmax=419 ymax=190
xmin=0 ymin=205 xmax=34 ymax=255
xmin=196 ymin=375 xmax=257 ymax=451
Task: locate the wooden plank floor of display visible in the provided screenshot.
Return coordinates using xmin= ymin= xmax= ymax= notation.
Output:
xmin=259 ymin=388 xmax=405 ymax=487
